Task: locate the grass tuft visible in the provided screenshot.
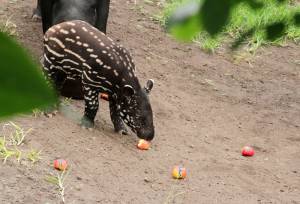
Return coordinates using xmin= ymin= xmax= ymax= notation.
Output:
xmin=3 ymin=121 xmax=32 ymax=146
xmin=159 ymin=0 xmax=300 ymax=52
xmin=0 ymin=17 xmax=17 ymax=36
xmin=46 ymin=170 xmax=69 ymax=203
xmin=0 ymin=136 xmax=21 ymax=163
xmin=27 ymin=149 xmax=42 ymax=164
xmin=32 ymin=108 xmax=43 ymax=118
xmin=0 ymin=122 xmax=41 ymax=164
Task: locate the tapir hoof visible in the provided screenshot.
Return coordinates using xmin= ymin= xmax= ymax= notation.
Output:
xmin=114 ymin=122 xmax=128 ymax=135
xmin=117 ymin=128 xmax=128 ymax=135
xmin=32 ymin=14 xmax=41 ymax=21
xmin=32 ymin=9 xmax=41 ymax=21
xmin=81 ymin=116 xmax=94 ymax=129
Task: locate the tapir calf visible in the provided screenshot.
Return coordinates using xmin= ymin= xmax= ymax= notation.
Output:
xmin=43 ymin=20 xmax=155 ymax=141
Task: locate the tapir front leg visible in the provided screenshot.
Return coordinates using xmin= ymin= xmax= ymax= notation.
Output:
xmin=109 ymin=98 xmax=128 ymax=135
xmin=81 ymin=85 xmax=99 ymax=128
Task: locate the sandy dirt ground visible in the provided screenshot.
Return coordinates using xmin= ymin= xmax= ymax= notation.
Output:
xmin=0 ymin=0 xmax=300 ymax=203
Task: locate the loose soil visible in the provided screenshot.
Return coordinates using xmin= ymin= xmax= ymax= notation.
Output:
xmin=0 ymin=0 xmax=299 ymax=203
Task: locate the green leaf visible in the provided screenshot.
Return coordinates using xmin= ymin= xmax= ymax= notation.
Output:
xmin=166 ymin=2 xmax=200 ymax=29
xmin=0 ymin=32 xmax=57 ymax=118
xmin=201 ymin=0 xmax=231 ymax=36
xmin=166 ymin=2 xmax=201 ymax=41
xmin=45 ymin=176 xmax=59 ymax=185
xmin=169 ymin=15 xmax=201 ymax=41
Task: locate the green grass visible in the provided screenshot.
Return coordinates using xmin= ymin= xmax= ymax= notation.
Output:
xmin=0 ymin=136 xmax=22 ymax=163
xmin=0 ymin=122 xmax=41 ymax=164
xmin=4 ymin=121 xmax=32 ymax=146
xmin=0 ymin=18 xmax=17 ymax=36
xmin=155 ymin=0 xmax=196 ymax=25
xmin=159 ymin=0 xmax=300 ymax=52
xmin=27 ymin=149 xmax=42 ymax=164
xmin=46 ymin=170 xmax=69 ymax=203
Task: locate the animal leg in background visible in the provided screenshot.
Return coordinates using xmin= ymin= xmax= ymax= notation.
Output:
xmin=95 ymin=0 xmax=110 ymax=33
xmin=32 ymin=0 xmax=41 ymax=20
xmin=40 ymin=0 xmax=55 ymax=33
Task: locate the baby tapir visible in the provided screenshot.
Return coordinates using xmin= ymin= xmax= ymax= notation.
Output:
xmin=43 ymin=20 xmax=155 ymax=141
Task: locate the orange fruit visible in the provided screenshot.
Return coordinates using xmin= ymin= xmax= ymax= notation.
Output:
xmin=137 ymin=139 xmax=150 ymax=150
xmin=100 ymin=93 xmax=109 ymax=101
xmin=53 ymin=159 xmax=68 ymax=171
xmin=172 ymin=166 xmax=187 ymax=179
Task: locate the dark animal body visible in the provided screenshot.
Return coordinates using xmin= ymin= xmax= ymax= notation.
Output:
xmin=43 ymin=20 xmax=155 ymax=141
xmin=33 ymin=0 xmax=110 ymax=98
xmin=33 ymin=0 xmax=110 ymax=34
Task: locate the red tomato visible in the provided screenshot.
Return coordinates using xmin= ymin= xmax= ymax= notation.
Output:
xmin=241 ymin=146 xmax=255 ymax=157
xmin=53 ymin=159 xmax=68 ymax=171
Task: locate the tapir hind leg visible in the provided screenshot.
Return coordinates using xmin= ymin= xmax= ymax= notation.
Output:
xmin=81 ymin=85 xmax=99 ymax=128
xmin=41 ymin=55 xmax=65 ymax=117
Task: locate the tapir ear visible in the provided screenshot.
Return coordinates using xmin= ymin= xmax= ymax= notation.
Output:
xmin=122 ymin=85 xmax=135 ymax=97
xmin=144 ymin=79 xmax=154 ymax=94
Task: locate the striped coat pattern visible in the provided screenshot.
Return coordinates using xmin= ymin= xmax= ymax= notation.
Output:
xmin=43 ymin=20 xmax=155 ymax=140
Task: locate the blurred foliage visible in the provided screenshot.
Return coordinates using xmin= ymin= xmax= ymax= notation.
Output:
xmin=161 ymin=0 xmax=300 ymax=52
xmin=0 ymin=31 xmax=57 ymax=118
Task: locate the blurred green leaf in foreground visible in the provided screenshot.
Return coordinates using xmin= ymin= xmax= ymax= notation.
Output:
xmin=164 ymin=0 xmax=300 ymax=51
xmin=0 ymin=32 xmax=57 ymax=118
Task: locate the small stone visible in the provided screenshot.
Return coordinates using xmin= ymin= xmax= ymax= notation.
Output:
xmin=75 ymin=185 xmax=81 ymax=191
xmin=188 ymin=144 xmax=194 ymax=149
